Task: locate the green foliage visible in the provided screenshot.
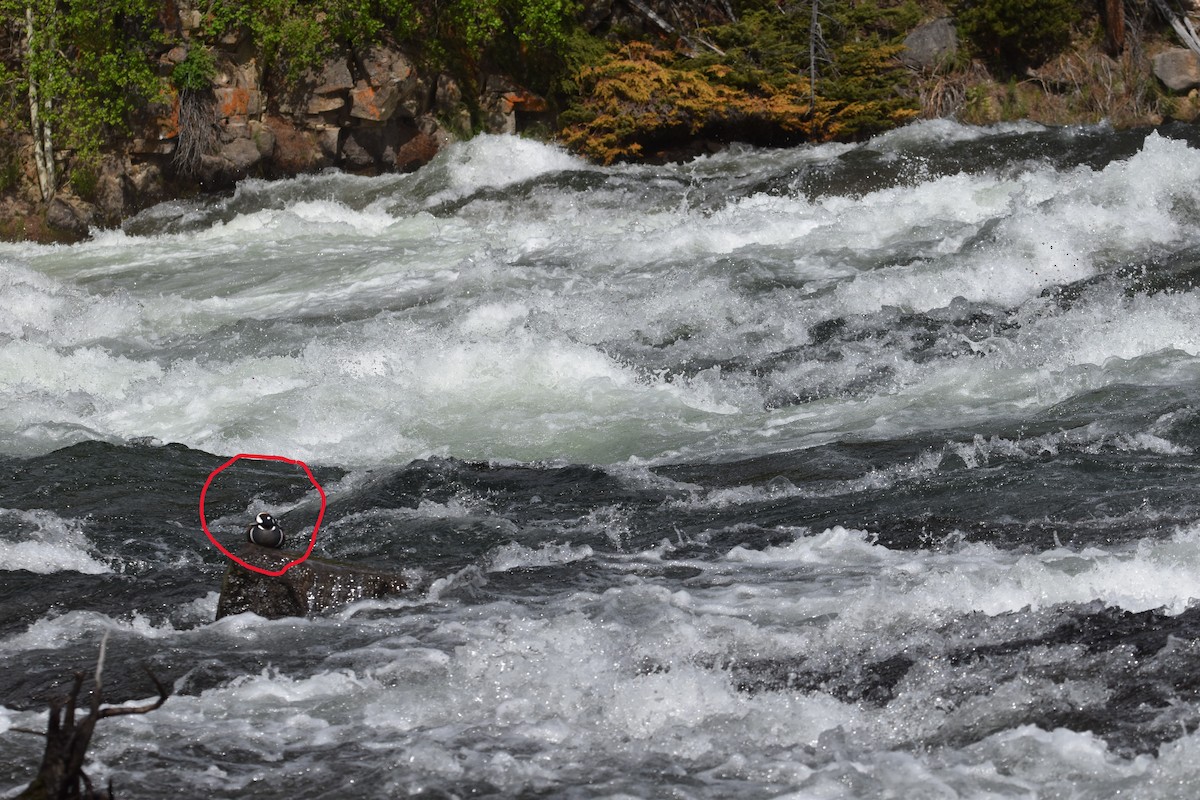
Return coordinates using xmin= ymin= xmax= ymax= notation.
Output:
xmin=68 ymin=159 xmax=99 ymax=201
xmin=203 ymin=0 xmax=580 ymax=82
xmin=954 ymin=0 xmax=1081 ymax=73
xmin=513 ymin=0 xmax=578 ymax=48
xmin=205 ymin=0 xmax=404 ymax=77
xmin=171 ymin=47 xmax=217 ymax=93
xmin=1 ymin=0 xmax=164 ymax=160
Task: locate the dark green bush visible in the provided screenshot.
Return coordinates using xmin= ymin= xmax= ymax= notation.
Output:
xmin=954 ymin=0 xmax=1081 ymax=73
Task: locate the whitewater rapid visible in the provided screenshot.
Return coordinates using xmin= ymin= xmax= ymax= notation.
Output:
xmin=5 ymin=125 xmax=1200 ymax=467
xmin=6 ymin=122 xmax=1200 ymax=798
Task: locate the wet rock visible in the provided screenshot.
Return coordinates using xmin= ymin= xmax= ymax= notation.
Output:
xmin=481 ymin=74 xmax=548 ymax=135
xmin=902 ymin=17 xmax=958 ymax=71
xmin=45 ymin=197 xmax=93 ymax=239
xmin=126 ymin=162 xmax=165 ymax=200
xmin=264 ymin=115 xmax=332 ymax=173
xmin=339 ymin=118 xmax=445 ymax=172
xmin=396 ymin=121 xmax=445 ymax=172
xmin=1154 ymin=48 xmax=1200 ymax=92
xmin=216 ymin=544 xmax=409 ymax=620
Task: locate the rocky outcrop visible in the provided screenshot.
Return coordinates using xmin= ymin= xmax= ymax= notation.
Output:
xmin=9 ymin=1 xmax=551 ymax=241
xmin=216 ymin=544 xmax=408 ymax=620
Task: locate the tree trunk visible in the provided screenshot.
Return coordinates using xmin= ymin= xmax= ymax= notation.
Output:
xmin=1104 ymin=0 xmax=1125 ymax=54
xmin=809 ymin=0 xmax=821 ymax=111
xmin=24 ymin=5 xmax=55 ymax=202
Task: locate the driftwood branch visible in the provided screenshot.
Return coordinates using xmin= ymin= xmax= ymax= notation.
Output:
xmin=17 ymin=633 xmax=170 ymax=800
xmin=1152 ymin=0 xmax=1200 ymax=57
xmin=626 ymin=0 xmax=675 ymax=35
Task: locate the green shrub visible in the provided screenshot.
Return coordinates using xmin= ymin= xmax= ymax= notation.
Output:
xmin=69 ymin=160 xmax=99 ymax=201
xmin=171 ymin=47 xmax=217 ymax=93
xmin=954 ymin=0 xmax=1081 ymax=73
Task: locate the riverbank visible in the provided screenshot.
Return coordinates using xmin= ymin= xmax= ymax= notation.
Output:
xmin=1 ymin=0 xmax=1197 ymax=243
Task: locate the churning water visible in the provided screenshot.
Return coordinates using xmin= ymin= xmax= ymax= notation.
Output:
xmin=6 ymin=122 xmax=1200 ymax=797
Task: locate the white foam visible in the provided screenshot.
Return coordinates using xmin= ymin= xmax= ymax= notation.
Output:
xmin=486 ymin=541 xmax=593 ymax=572
xmin=428 ymin=134 xmax=585 ymax=204
xmin=707 ymin=524 xmax=1200 ymax=628
xmin=0 ymin=508 xmax=109 ymax=575
xmin=0 ymin=609 xmax=178 ymax=653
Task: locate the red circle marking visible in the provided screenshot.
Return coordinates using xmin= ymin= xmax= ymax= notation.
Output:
xmin=199 ymin=453 xmax=326 ymax=577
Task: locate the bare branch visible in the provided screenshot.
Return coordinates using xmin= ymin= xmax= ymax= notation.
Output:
xmin=97 ymin=666 xmax=170 ymax=719
xmin=10 ymin=727 xmax=48 ymax=737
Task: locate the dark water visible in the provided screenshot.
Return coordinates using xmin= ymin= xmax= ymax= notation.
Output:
xmin=6 ymin=122 xmax=1200 ymax=797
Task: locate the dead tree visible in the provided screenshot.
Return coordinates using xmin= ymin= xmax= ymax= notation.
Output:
xmin=1151 ymin=0 xmax=1200 ymax=57
xmin=806 ymin=0 xmax=831 ymax=113
xmin=13 ymin=634 xmax=170 ymax=800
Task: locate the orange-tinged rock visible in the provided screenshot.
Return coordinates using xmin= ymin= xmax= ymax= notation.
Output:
xmin=215 ymin=87 xmax=262 ymax=120
xmin=350 ymin=80 xmax=400 ymax=121
xmin=504 ymin=90 xmax=548 ymax=112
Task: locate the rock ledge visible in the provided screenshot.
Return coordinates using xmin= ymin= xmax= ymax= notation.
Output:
xmin=216 ymin=544 xmax=408 ymax=620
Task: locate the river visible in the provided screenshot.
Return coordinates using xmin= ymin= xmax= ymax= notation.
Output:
xmin=5 ymin=121 xmax=1200 ymax=797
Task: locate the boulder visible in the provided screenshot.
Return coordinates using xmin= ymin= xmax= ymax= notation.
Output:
xmin=264 ymin=115 xmax=332 ymax=173
xmin=249 ymin=120 xmax=276 ymax=159
xmin=216 ymin=544 xmax=408 ymax=620
xmin=350 ymin=79 xmax=402 ymax=122
xmin=307 ymin=94 xmax=345 ymax=115
xmin=397 ymin=118 xmax=447 ymax=172
xmin=220 ymin=136 xmax=263 ymax=172
xmin=351 ymin=44 xmax=422 ymax=122
xmin=1153 ymin=48 xmax=1200 ymax=92
xmin=45 ymin=197 xmax=93 ymax=238
xmin=93 ymin=158 xmax=127 ymax=225
xmin=902 ymin=18 xmax=957 ymax=71
xmin=214 ymin=86 xmax=262 ymax=120
xmin=311 ymin=57 xmax=355 ymax=95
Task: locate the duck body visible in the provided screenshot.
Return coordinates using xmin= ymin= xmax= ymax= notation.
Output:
xmin=247 ymin=512 xmax=285 ymax=548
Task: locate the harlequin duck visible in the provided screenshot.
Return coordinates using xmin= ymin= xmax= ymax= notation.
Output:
xmin=247 ymin=512 xmax=285 ymax=548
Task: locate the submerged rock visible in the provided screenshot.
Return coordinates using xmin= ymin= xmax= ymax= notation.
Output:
xmin=216 ymin=544 xmax=408 ymax=620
